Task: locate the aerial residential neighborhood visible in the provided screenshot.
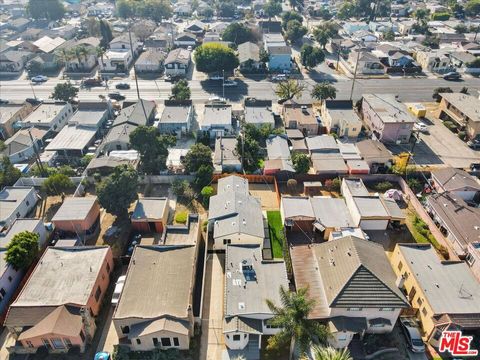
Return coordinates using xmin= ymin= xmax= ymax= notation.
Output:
xmin=3 ymin=0 xmax=480 ymax=359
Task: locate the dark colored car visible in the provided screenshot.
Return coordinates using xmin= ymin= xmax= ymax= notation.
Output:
xmin=468 ymin=139 xmax=480 ymax=150
xmin=108 ymin=92 xmax=126 ymax=101
xmin=25 ymin=97 xmax=43 ymax=105
xmin=0 ymin=99 xmax=9 ymax=104
xmin=115 ymin=82 xmax=130 ymax=89
xmin=82 ymin=78 xmax=103 ymax=87
xmin=443 ymin=72 xmax=461 ymax=80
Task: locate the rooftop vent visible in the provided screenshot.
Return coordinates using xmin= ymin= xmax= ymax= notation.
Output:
xmin=238 ymin=302 xmax=245 ymax=310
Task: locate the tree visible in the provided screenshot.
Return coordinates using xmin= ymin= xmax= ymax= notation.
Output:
xmin=201 ymin=186 xmax=214 ymax=207
xmin=5 ymin=231 xmax=39 ymax=270
xmin=26 ymin=60 xmax=43 ymax=76
xmin=266 ymin=286 xmax=330 ymax=357
xmin=199 ymin=6 xmax=214 ymax=18
xmin=460 ymin=86 xmax=470 ymax=94
xmin=312 ymin=82 xmax=337 ymax=101
xmin=300 ymin=45 xmax=325 ymax=69
xmin=313 ymin=347 xmax=353 ymax=360
xmin=422 ymin=35 xmax=440 ymax=49
xmin=285 ymin=20 xmax=307 ymax=43
xmin=85 ymin=17 xmax=101 ymax=37
xmin=42 ymin=173 xmax=74 ymax=196
xmin=27 ymin=0 xmax=64 ymax=20
xmin=275 ymin=80 xmax=305 ymax=103
xmin=182 ymin=143 xmax=213 ymax=173
xmin=217 ymin=1 xmax=236 ymax=17
xmin=259 ymin=48 xmax=270 ymax=64
xmin=171 ymin=79 xmax=191 ymax=100
xmin=130 ymin=126 xmax=175 ymax=174
xmin=96 ymin=165 xmax=138 ymax=217
xmin=172 ymin=179 xmax=189 ymax=197
xmin=51 ymin=81 xmax=79 ymax=102
xmin=313 ymin=21 xmax=338 ymax=49
xmin=222 ymin=23 xmax=254 ymax=45
xmin=337 ymin=1 xmax=355 ymax=20
xmin=383 ymin=28 xmax=395 ymax=41
xmin=287 ymin=178 xmax=297 ymax=193
xmin=237 ymin=136 xmax=262 ymax=173
xmin=0 ymin=156 xmax=21 ymax=188
xmin=454 ymin=24 xmax=468 ymax=34
xmin=116 ymin=0 xmax=172 ymax=20
xmin=466 ymin=0 xmax=480 ymax=16
xmin=0 ymin=141 xmax=5 ymax=152
xmin=433 ymin=87 xmax=453 ymax=102
xmin=413 ymin=8 xmax=430 ymax=21
xmin=116 ymin=0 xmax=135 ymax=18
xmin=431 ymin=12 xmax=450 ymax=21
xmin=263 ymin=0 xmax=282 ymax=19
xmin=99 ymin=20 xmax=113 ymax=48
xmin=292 ymin=152 xmax=310 ymax=174
xmin=194 ymin=43 xmax=239 ymax=74
xmin=194 ymin=164 xmax=213 ymax=190
xmin=281 ymin=11 xmax=303 ymax=30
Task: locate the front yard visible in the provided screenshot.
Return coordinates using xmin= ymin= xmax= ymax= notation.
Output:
xmin=267 ymin=211 xmax=285 ymax=259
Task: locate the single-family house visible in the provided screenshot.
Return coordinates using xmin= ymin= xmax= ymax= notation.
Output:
xmin=415 ymin=49 xmax=452 ymax=73
xmin=208 ymin=176 xmax=264 ymax=250
xmin=238 ymin=42 xmax=262 ymax=71
xmin=185 ymin=21 xmax=205 ymax=35
xmin=3 ymin=128 xmax=46 ymax=164
xmin=32 ymin=36 xmax=65 ymax=54
xmin=449 ymin=51 xmax=479 ymax=73
xmin=214 ymin=137 xmax=242 ymax=174
xmin=223 ymin=244 xmax=288 ymax=357
xmin=19 ymin=102 xmax=73 ymax=134
xmin=99 ymin=49 xmax=133 ymax=73
xmin=200 ymin=103 xmax=233 ymax=138
xmin=174 ymin=33 xmax=197 ymax=48
xmin=290 ymin=236 xmax=409 ymax=349
xmin=109 ymin=33 xmax=141 ymax=55
xmin=0 ymin=50 xmax=31 ymax=72
xmin=4 ymin=246 xmax=113 ymax=354
xmin=266 ymin=45 xmax=291 ymax=71
xmin=264 ymin=135 xmax=294 ymax=175
xmin=69 ymin=104 xmax=109 ymax=130
xmin=0 ymin=187 xmax=37 ymax=229
xmin=45 ymin=124 xmax=97 ymax=157
xmin=131 ymin=197 xmax=169 ymax=234
xmin=438 ymin=93 xmax=480 ymax=140
xmin=244 ymin=99 xmax=274 ymax=128
xmin=356 ymin=139 xmax=393 ymax=173
xmin=282 ymin=102 xmax=319 ymax=136
xmin=113 ymin=245 xmax=197 ymax=351
xmin=86 ymin=151 xmax=140 ymax=176
xmin=430 ymin=167 xmax=480 ymax=201
xmin=347 ymin=50 xmax=385 ymax=75
xmin=0 ymin=103 xmax=34 ymax=140
xmin=351 ymin=31 xmax=378 ymax=48
xmin=135 ymin=49 xmax=164 ymax=73
xmin=51 ymin=197 xmax=101 ymax=241
xmin=174 ymin=2 xmax=192 ymax=16
xmin=361 ymin=94 xmax=415 ymax=144
xmin=8 ymin=17 xmax=30 ymax=32
xmin=164 ymin=48 xmax=191 ymax=77
xmin=321 ymin=100 xmax=362 ymax=138
xmin=60 ymin=37 xmax=100 ymax=73
xmin=305 ymin=135 xmax=348 ymax=175
xmin=158 ymin=100 xmax=193 ymax=136
xmin=466 ymin=242 xmax=480 ymax=282
xmin=391 ymin=243 xmax=480 ymax=347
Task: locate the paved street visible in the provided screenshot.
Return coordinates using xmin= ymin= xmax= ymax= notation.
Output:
xmin=1 ymin=76 xmax=480 ymax=104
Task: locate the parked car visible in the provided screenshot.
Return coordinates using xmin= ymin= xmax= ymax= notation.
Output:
xmin=414 ymin=122 xmax=428 ymax=133
xmin=25 ymin=97 xmax=43 ymax=105
xmin=443 ymin=71 xmax=461 ymax=80
xmin=223 ymin=80 xmax=238 ymax=87
xmin=164 ymin=74 xmax=182 ymax=82
xmin=470 ymin=162 xmax=480 ymax=171
xmin=31 ymin=75 xmax=48 ymax=83
xmin=0 ymin=99 xmax=9 ymax=104
xmin=209 ymin=74 xmax=224 ymax=81
xmin=108 ymin=92 xmax=126 ymax=101
xmin=111 ymin=275 xmax=126 ymax=306
xmin=82 ymin=78 xmax=103 ymax=87
xmin=468 ymin=139 xmax=480 ymax=149
xmin=399 ymin=317 xmax=426 ymax=353
xmin=115 ymin=82 xmax=130 ymax=89
xmin=271 ymin=74 xmax=287 ymax=82
xmin=94 ymin=352 xmax=110 ymax=360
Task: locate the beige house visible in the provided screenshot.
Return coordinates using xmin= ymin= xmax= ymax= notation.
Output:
xmin=320 ymin=100 xmax=362 ymax=138
xmin=391 ymin=243 xmax=480 ymax=347
xmin=438 ymin=93 xmax=480 ymax=140
xmin=0 ymin=103 xmax=34 ymax=140
xmin=113 ymin=245 xmax=198 ymax=351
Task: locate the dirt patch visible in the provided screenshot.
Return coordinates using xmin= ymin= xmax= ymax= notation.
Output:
xmin=35 ymin=193 xmax=73 ymax=222
xmin=248 ymin=183 xmax=279 ymax=210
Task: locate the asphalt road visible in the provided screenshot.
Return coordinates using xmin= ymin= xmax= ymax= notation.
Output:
xmin=1 ymin=76 xmax=479 ymax=103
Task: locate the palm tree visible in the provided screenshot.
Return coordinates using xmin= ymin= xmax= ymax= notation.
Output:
xmin=266 ymin=286 xmax=330 ymax=359
xmin=54 ymin=48 xmax=71 ymax=66
xmin=312 ymin=346 xmax=352 ymax=360
xmin=275 ymin=80 xmax=305 ymax=104
xmin=95 ymin=46 xmax=106 ymax=65
xmin=311 ymin=82 xmax=337 ymax=102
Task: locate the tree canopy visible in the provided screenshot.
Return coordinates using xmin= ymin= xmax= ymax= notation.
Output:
xmin=237 ymin=135 xmax=262 ymax=173
xmin=116 ymin=0 xmax=172 ymax=21
xmin=312 ymin=82 xmax=337 ymax=101
xmin=96 ymin=165 xmax=139 ymax=217
xmin=194 ymin=43 xmax=239 ymax=74
xmin=171 ymin=79 xmax=191 ymax=100
xmin=292 ymin=152 xmax=310 ymax=174
xmin=281 ymin=11 xmax=303 ymax=30
xmin=300 ymin=45 xmax=325 ymax=69
xmin=51 ymin=81 xmax=79 ymax=102
xmin=182 ymin=143 xmax=213 ymax=173
xmin=217 ymin=2 xmax=236 ymax=18
xmin=0 ymin=156 xmax=21 ymax=188
xmin=433 ymin=87 xmax=453 ymax=102
xmin=263 ymin=0 xmax=282 ymax=19
xmin=6 ymin=231 xmax=39 ymax=270
xmin=27 ymin=0 xmax=64 ymax=20
xmin=466 ymin=0 xmax=480 ymax=16
xmin=42 ymin=173 xmax=74 ymax=196
xmin=130 ymin=126 xmax=176 ymax=174
xmin=285 ymin=20 xmax=307 ymax=43
xmin=222 ymin=23 xmax=255 ymax=45
xmin=275 ymin=80 xmax=305 ymax=103
xmin=313 ymin=21 xmax=338 ymax=49
xmin=313 ymin=347 xmax=353 ymax=360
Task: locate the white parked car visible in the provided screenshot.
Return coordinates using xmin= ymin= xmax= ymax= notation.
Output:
xmin=223 ymin=80 xmax=238 ymax=87
xmin=414 ymin=122 xmax=428 ymax=133
xmin=31 ymin=75 xmax=48 ymax=83
xmin=209 ymin=74 xmax=224 ymax=81
xmin=111 ymin=275 xmax=126 ymax=306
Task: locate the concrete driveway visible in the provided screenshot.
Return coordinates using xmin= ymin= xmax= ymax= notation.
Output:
xmin=200 ymin=253 xmax=225 ymax=360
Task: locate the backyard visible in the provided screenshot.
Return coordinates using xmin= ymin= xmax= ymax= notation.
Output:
xmin=267 ymin=211 xmax=284 ymax=259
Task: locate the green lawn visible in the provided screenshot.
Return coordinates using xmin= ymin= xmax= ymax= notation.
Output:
xmin=267 ymin=211 xmax=285 ymax=259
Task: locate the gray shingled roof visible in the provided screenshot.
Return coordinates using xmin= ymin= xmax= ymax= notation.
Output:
xmin=431 ymin=167 xmax=480 ymax=193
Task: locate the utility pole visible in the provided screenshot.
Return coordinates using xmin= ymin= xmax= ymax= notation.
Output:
xmin=222 ymin=69 xmax=225 ymax=100
xmin=128 ymin=21 xmax=148 ymax=123
xmin=336 ymin=40 xmax=342 ymax=71
xmin=28 ymin=127 xmax=46 ymax=176
xmin=349 ymin=50 xmax=360 ymax=101
xmin=29 ymin=83 xmax=37 ymax=100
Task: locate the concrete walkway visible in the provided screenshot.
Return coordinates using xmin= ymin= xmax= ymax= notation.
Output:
xmin=199 ymin=253 xmax=225 ymax=360
xmin=96 ymin=306 xmax=118 ymax=354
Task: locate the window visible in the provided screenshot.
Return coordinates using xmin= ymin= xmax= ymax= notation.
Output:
xmin=370 ymin=323 xmax=385 ymax=328
xmin=161 ymin=337 xmax=171 ymax=347
xmin=95 ymin=286 xmax=101 ymax=302
xmin=136 ymin=339 xmax=141 ymax=345
xmin=16 ymin=212 xmax=20 ymax=218
xmin=26 ymin=201 xmax=29 ymax=206
xmin=226 ymin=334 xmax=230 ymax=339
xmin=25 ymin=340 xmax=34 ymax=348
xmin=0 ymin=288 xmax=6 ymax=297
xmin=173 ymin=337 xmax=179 ymax=347
xmin=121 ymin=326 xmax=130 ymax=334
xmin=379 ymin=308 xmax=394 ymax=311
xmin=153 ymin=338 xmax=159 ymax=346
xmin=223 ymin=239 xmax=231 ymax=245
xmin=244 ymin=334 xmax=247 ymax=339
xmin=347 ymin=307 xmax=362 ymax=311
xmin=52 ymin=338 xmax=65 ymax=349
xmin=7 ymin=276 xmax=11 ymax=283
xmin=64 ymin=338 xmax=72 ymax=348
xmin=79 ymin=330 xmax=85 ymax=342
xmin=106 ymin=262 xmax=111 ymax=273
xmin=397 ymin=261 xmax=403 ymax=271
xmin=422 ymin=307 xmax=428 ymax=316
xmin=53 ymin=125 xmax=57 ymax=130
xmin=403 ymin=271 xmax=409 ymax=280
xmin=417 ymin=298 xmax=423 ymax=306
xmin=466 ymin=252 xmax=476 ymax=266
xmin=233 ymin=334 xmax=241 ymax=341
xmin=42 ymin=339 xmax=51 ymax=348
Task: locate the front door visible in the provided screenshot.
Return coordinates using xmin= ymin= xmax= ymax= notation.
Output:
xmin=153 ymin=337 xmax=159 ymax=347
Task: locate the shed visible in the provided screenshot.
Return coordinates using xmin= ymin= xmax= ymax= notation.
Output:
xmin=51 ymin=197 xmax=100 ymax=238
xmin=131 ymin=197 xmax=169 ymax=234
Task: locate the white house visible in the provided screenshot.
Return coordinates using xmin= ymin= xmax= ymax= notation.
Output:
xmin=109 ymin=34 xmax=142 ymax=55
xmin=199 ymin=103 xmax=233 ymax=139
xmin=173 ymin=33 xmax=196 ymax=48
xmin=223 ymin=244 xmax=288 ymax=357
xmin=99 ymin=50 xmax=133 ymax=73
xmin=3 ymin=128 xmax=46 ymax=164
xmin=19 ymin=102 xmax=73 ymax=133
xmin=0 ymin=187 xmax=38 ymax=229
xmin=430 ymin=167 xmax=480 ymax=202
xmin=164 ymin=48 xmax=191 ymax=77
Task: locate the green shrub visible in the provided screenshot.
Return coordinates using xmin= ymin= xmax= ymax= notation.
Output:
xmin=431 ymin=12 xmax=450 ymax=20
xmin=458 ymin=131 xmax=467 ymax=141
xmin=175 ymin=211 xmax=188 ymax=224
xmin=373 ymin=181 xmax=393 ymax=192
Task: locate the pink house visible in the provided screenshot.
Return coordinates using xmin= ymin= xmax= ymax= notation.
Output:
xmin=4 ymin=246 xmax=113 ymax=355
